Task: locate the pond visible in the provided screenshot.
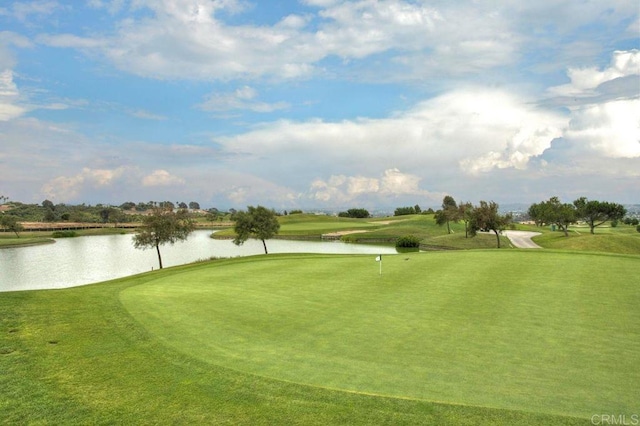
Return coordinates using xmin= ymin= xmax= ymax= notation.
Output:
xmin=0 ymin=230 xmax=398 ymax=292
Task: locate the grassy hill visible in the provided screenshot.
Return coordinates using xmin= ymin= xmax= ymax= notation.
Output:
xmin=529 ymin=225 xmax=640 ymax=255
xmin=213 ymin=213 xmax=512 ymax=250
xmin=2 ymin=250 xmax=637 ymax=424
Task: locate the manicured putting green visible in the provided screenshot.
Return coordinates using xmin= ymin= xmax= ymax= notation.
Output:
xmin=120 ymin=251 xmax=639 ymax=418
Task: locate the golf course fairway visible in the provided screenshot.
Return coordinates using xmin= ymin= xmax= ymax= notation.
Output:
xmin=120 ymin=250 xmax=639 ymax=419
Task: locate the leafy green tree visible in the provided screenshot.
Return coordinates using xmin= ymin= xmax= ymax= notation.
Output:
xmin=0 ymin=214 xmax=24 ymax=237
xmin=158 ymin=201 xmax=175 ymax=210
xmin=529 ymin=197 xmax=576 ymax=237
xmin=527 ymin=203 xmax=545 ymax=226
xmin=100 ymin=207 xmax=114 ymax=223
xmin=189 ymin=201 xmax=200 ymax=210
xmin=394 ymin=206 xmax=417 ymax=216
xmin=458 ymin=201 xmax=473 ymax=238
xmin=468 ymin=201 xmax=512 ymax=248
xmin=573 ymin=197 xmax=627 ymax=234
xmin=338 ymin=208 xmax=370 ymax=218
xmin=132 ymin=208 xmax=195 ymax=269
xmin=120 ymin=201 xmax=136 ymax=210
xmin=43 ymin=207 xmax=56 ymax=222
xmin=434 ymin=195 xmax=459 ymax=234
xmin=233 ymin=205 xmax=280 ymax=254
xmin=108 ymin=209 xmax=124 ymax=227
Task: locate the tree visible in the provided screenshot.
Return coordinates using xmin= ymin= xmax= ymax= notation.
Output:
xmin=108 ymin=209 xmax=124 ymax=227
xmin=233 ymin=205 xmax=280 ymax=254
xmin=527 ymin=203 xmax=545 ymax=227
xmin=189 ymin=201 xmax=200 ymax=210
xmin=120 ymin=201 xmax=136 ymax=210
xmin=573 ymin=197 xmax=627 ymax=234
xmin=434 ymin=195 xmax=459 ymax=234
xmin=338 ymin=208 xmax=370 ymax=218
xmin=458 ymin=201 xmax=473 ymax=238
xmin=529 ymin=197 xmax=576 ymax=237
xmin=100 ymin=207 xmax=112 ymax=223
xmin=0 ymin=215 xmax=24 ymax=237
xmin=43 ymin=207 xmax=56 ymax=222
xmin=132 ymin=208 xmax=195 ymax=269
xmin=41 ymin=199 xmax=56 ymax=222
xmin=159 ymin=201 xmax=175 ymax=210
xmin=394 ymin=206 xmax=417 ymax=216
xmin=468 ymin=201 xmax=512 ymax=248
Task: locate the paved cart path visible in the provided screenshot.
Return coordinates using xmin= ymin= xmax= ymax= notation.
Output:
xmin=503 ymin=230 xmax=542 ymax=249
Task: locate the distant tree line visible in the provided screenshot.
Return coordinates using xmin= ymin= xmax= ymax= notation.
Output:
xmin=528 ymin=196 xmax=627 ymax=235
xmin=120 ymin=200 xmax=201 ymax=211
xmin=0 ymin=199 xmax=213 ymax=224
xmin=338 ymin=208 xmax=371 ymax=218
xmin=394 ymin=205 xmax=422 ymax=216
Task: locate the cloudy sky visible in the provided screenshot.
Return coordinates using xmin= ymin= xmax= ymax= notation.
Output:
xmin=1 ymin=0 xmax=638 ymax=211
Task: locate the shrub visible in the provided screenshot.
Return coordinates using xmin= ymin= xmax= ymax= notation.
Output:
xmin=637 ymin=225 xmax=640 ymax=233
xmin=338 ymin=208 xmax=370 ymax=218
xmin=396 ymin=235 xmax=421 ymax=248
xmin=52 ymin=230 xmax=77 ymax=238
xmin=394 ymin=206 xmax=416 ymax=216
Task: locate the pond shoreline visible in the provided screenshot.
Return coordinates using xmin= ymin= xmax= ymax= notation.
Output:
xmin=0 ymin=230 xmax=398 ymax=292
xmin=0 ymin=238 xmax=55 ymax=249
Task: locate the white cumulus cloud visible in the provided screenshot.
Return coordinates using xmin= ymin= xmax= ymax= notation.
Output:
xmin=548 ymin=49 xmax=640 ymax=97
xmin=142 ymin=169 xmax=186 ymax=187
xmin=219 ymin=87 xmax=567 ymax=179
xmin=309 ymin=168 xmax=440 ymax=206
xmin=41 ymin=167 xmax=128 ymax=201
xmin=564 ymin=99 xmax=640 ymax=159
xmin=0 ymin=70 xmax=26 ymax=121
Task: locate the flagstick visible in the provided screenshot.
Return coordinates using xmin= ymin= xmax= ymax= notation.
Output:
xmin=379 ymin=254 xmax=382 ymax=276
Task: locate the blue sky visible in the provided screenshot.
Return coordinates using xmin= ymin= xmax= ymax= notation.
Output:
xmin=1 ymin=0 xmax=639 ymax=210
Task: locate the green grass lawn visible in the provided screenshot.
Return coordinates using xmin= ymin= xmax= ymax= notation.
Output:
xmin=121 ymin=251 xmax=638 ymax=419
xmin=3 ymin=250 xmax=636 ymax=424
xmin=531 ymin=226 xmax=640 ymax=255
xmin=0 ymin=228 xmax=134 ymax=248
xmin=0 ymin=235 xmax=54 ymax=247
xmin=215 ymin=213 xmax=478 ymax=246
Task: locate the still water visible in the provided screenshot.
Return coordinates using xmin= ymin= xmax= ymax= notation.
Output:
xmin=0 ymin=230 xmax=397 ymax=292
